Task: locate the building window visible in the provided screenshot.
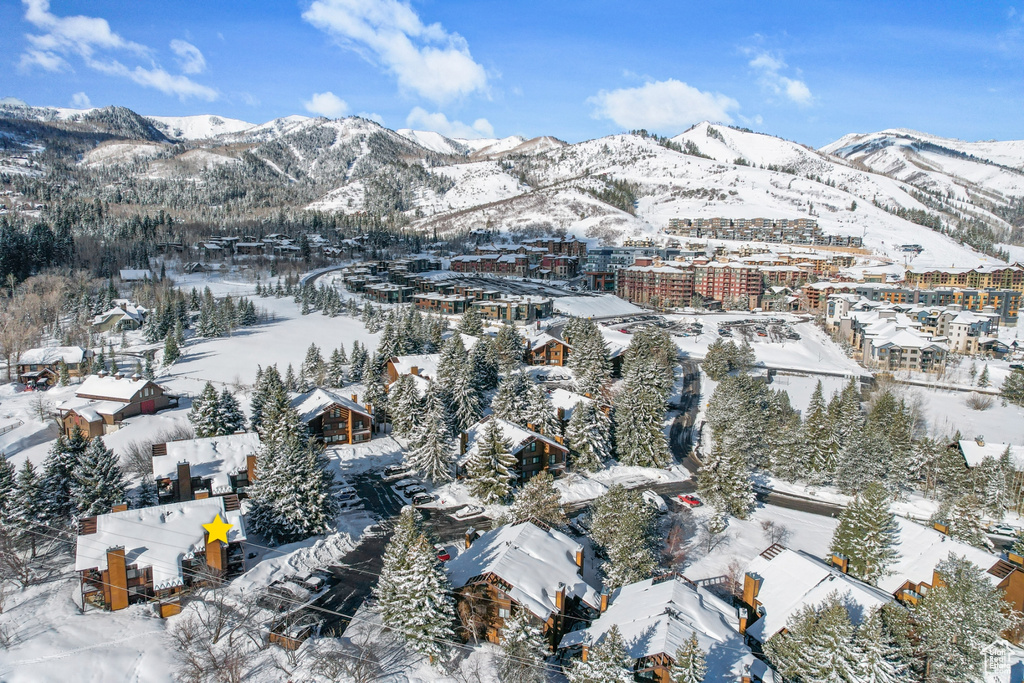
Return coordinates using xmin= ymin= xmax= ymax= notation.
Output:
xmin=498 ymin=608 xmax=510 ymax=619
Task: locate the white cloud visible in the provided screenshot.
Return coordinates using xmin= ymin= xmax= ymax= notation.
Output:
xmin=746 ymin=49 xmax=813 ymax=106
xmin=302 ymin=0 xmax=487 ymax=104
xmin=406 ymin=106 xmax=493 ymax=138
xmin=19 ymin=0 xmax=217 ymax=101
xmin=588 ymin=79 xmax=740 ymax=132
xmin=303 ymin=91 xmax=349 ymax=118
xmin=170 ymin=39 xmax=206 ymax=74
xmin=71 ymin=91 xmax=91 ymax=108
xmin=358 ymin=111 xmax=386 ymax=125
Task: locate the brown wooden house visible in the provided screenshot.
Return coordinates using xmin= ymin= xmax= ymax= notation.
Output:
xmin=458 ymin=417 xmax=569 ymax=482
xmin=290 ymin=388 xmax=373 ymax=444
xmin=445 ymin=520 xmax=600 ymax=648
xmin=525 ymin=333 xmax=571 ymax=366
xmin=16 ymin=346 xmax=93 ymax=388
xmin=75 ymin=496 xmax=246 ymax=618
xmin=57 ymin=372 xmax=177 ymax=438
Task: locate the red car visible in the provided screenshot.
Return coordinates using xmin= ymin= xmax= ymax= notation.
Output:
xmin=434 ymin=544 xmax=451 ymax=562
xmin=677 ymin=494 xmax=703 ymax=508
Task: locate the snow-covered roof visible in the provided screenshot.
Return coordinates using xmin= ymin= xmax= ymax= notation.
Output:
xmin=152 ymin=433 xmax=261 ymax=494
xmin=527 ymin=332 xmax=567 ymax=351
xmin=460 ymin=417 xmax=566 ymax=465
xmin=875 ymin=518 xmax=1004 ymax=594
xmin=290 ymin=388 xmax=372 ymax=423
xmin=959 ymin=440 xmax=1024 ymax=469
xmin=558 ymin=575 xmax=755 ymax=680
xmin=548 ymin=388 xmax=592 ymax=421
xmin=92 ymin=302 xmax=147 ymax=326
xmin=118 ymin=269 xmax=153 ymax=281
xmin=77 ymin=375 xmax=158 ymax=401
xmin=745 ymin=546 xmax=891 ymax=644
xmin=18 ymin=345 xmax=90 ymax=365
xmin=388 ymin=354 xmax=440 ymax=380
xmin=446 ymin=521 xmax=600 ymax=621
xmin=75 ymin=497 xmax=246 ymax=591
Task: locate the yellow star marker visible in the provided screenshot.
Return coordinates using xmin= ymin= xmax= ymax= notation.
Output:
xmin=203 ymin=514 xmax=233 ymax=545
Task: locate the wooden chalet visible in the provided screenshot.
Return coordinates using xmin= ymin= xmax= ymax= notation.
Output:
xmin=290 ymin=388 xmax=373 ymax=444
xmin=151 ymin=433 xmax=261 ymax=503
xmin=458 ymin=417 xmax=569 ymax=482
xmin=16 ymin=346 xmax=93 ymax=388
xmin=58 ymin=372 xmax=178 ymax=438
xmin=75 ymin=496 xmax=246 ymax=617
xmin=525 ymin=332 xmax=571 ymax=366
xmin=446 ymin=520 xmax=600 ymax=648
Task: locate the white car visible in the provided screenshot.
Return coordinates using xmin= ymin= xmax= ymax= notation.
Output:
xmin=452 ymin=505 xmax=485 ymax=520
xmin=988 ymin=523 xmax=1018 ymax=537
xmin=641 ymin=490 xmax=668 ymax=514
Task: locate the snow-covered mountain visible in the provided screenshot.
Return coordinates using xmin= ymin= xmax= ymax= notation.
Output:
xmin=146 ymin=114 xmax=255 ymax=141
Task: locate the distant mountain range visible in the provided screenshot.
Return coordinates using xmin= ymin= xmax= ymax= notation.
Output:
xmin=1 ymin=102 xmax=1022 ymax=268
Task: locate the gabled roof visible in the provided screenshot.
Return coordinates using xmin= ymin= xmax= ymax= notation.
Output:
xmin=527 ymin=332 xmax=568 ymax=351
xmin=18 ymin=345 xmax=91 ymax=365
xmin=548 ymin=388 xmax=592 ymax=421
xmin=558 ymin=575 xmax=755 ymax=680
xmin=75 ymin=497 xmax=246 ymax=590
xmin=745 ymin=546 xmax=891 ymax=644
xmin=459 ymin=416 xmax=566 ymax=466
xmin=958 ymin=440 xmax=1024 ymax=469
xmin=876 ymin=518 xmax=1004 ymax=594
xmin=76 ymin=375 xmax=160 ymax=402
xmin=388 ymin=353 xmax=440 ymax=380
xmin=290 ymin=388 xmax=372 ymax=423
xmin=446 ymin=521 xmax=600 ymax=621
xmin=152 ymin=433 xmax=261 ymax=493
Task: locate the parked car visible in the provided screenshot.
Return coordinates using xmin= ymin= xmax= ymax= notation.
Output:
xmin=403 ymin=485 xmax=427 ymax=497
xmin=677 ymin=494 xmax=703 ymax=508
xmin=434 ymin=544 xmax=451 ymax=562
xmin=452 ymin=505 xmax=485 ymax=519
xmin=641 ymin=489 xmax=668 ymax=514
xmin=393 ymin=479 xmax=420 ymax=490
xmin=988 ymin=523 xmax=1017 ymax=537
xmin=411 ymin=493 xmax=434 ymax=505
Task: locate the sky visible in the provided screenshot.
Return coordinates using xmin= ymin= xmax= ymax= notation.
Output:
xmin=1 ymin=0 xmax=1023 ymax=147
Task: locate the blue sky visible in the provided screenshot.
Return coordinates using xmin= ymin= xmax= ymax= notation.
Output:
xmin=2 ymin=0 xmax=1023 ymax=147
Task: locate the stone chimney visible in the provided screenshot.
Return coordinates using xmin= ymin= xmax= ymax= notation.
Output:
xmin=177 ymin=462 xmax=193 ymax=501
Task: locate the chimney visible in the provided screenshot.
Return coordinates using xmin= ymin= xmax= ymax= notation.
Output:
xmin=411 ymin=366 xmax=419 ymax=376
xmin=742 ymin=572 xmax=762 ymax=608
xmin=97 ymin=369 xmax=108 ymax=378
xmin=106 ymin=546 xmax=129 ymax=611
xmin=975 ymin=435 xmax=985 ymax=447
xmin=831 ymin=553 xmax=849 ymax=574
xmin=177 ymin=462 xmax=193 ymax=501
xmin=465 ymin=527 xmax=476 ymax=549
xmin=575 ymin=547 xmax=584 ymax=573
xmin=246 ymin=454 xmax=257 ymax=483
xmin=459 ymin=431 xmax=468 ymax=455
xmin=113 ymin=371 xmax=124 ymax=380
xmin=351 ymin=394 xmax=358 ymax=403
xmin=599 ymin=589 xmax=610 ymax=613
xmin=131 ymin=373 xmax=141 ymax=382
xmin=933 ymin=521 xmax=950 ymax=535
xmin=557 ymin=408 xmax=565 ymax=422
xmin=195 ymin=489 xmax=210 ymax=500
xmin=205 ymin=534 xmax=224 ymax=573
xmin=738 ymin=606 xmax=750 ymax=635
xmin=111 ymin=502 xmax=128 ymax=513
xmin=555 ymin=582 xmax=566 ymax=611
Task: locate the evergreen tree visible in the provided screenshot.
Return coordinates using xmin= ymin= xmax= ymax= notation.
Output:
xmin=564 ymin=317 xmax=611 ymax=396
xmin=373 ymin=508 xmax=456 ymax=664
xmin=162 ymin=331 xmax=180 ymax=365
xmin=613 ymin=362 xmax=670 ymax=468
xmin=283 ymin=363 xmax=298 ymax=392
xmin=389 ymin=373 xmax=423 ymax=439
xmin=216 ymin=388 xmax=245 ymax=434
xmin=978 ymin=365 xmax=990 ymax=388
xmin=499 ymin=609 xmax=547 ymax=683
xmin=565 ymin=624 xmax=633 ymax=682
xmin=829 ymin=482 xmax=899 ymax=584
xmin=72 ymin=436 xmax=126 ymax=516
xmin=1002 ymin=368 xmax=1024 ymax=406
xmin=915 ymin=555 xmax=1020 ymax=682
xmin=670 ymin=633 xmax=707 ymax=683
xmin=465 ymin=419 xmax=518 ymax=503
xmin=326 ymin=347 xmax=346 ymax=386
xmin=591 ymin=485 xmax=657 ymax=588
xmin=406 ymin=385 xmax=455 ymax=484
xmin=492 ymin=372 xmax=534 ymax=427
xmin=57 ymin=361 xmax=70 ymax=387
xmin=469 ymin=338 xmax=499 ymax=392
xmin=189 ymin=382 xmax=222 ymax=437
xmin=494 ymin=324 xmax=525 ymax=373
xmin=525 ymin=383 xmax=559 ymax=436
xmin=504 ymin=471 xmax=565 ymax=527
xmin=565 ymin=400 xmax=611 ymax=473
xmin=0 ymin=457 xmax=16 ymax=528
xmin=622 ymin=327 xmax=676 ymax=399
xmin=802 ymin=381 xmax=836 ymax=480
xmin=13 ymin=459 xmax=46 ymax=556
xmin=448 ymin=362 xmax=482 ymax=433
xmin=697 ymin=440 xmax=754 ymax=518
xmin=437 ymin=334 xmax=469 ymax=385
xmin=301 ymin=343 xmax=325 ymax=386
xmin=853 ymin=609 xmax=907 ymax=683
xmin=764 ymin=593 xmax=862 ymax=683
xmin=943 ymin=494 xmax=988 ymax=547
xmin=459 ymin=305 xmax=484 ymax=337
xmin=40 ymin=429 xmax=86 ymax=527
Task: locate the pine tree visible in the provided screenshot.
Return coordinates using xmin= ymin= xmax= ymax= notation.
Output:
xmin=0 ymin=457 xmax=16 ymax=528
xmin=802 ymin=381 xmax=836 ymax=480
xmin=564 ymin=317 xmax=611 ymax=396
xmin=697 ymin=440 xmax=754 ymax=518
xmin=492 ymin=372 xmax=534 ymax=427
xmin=525 ymin=383 xmax=559 ymax=436
xmin=613 ymin=361 xmax=670 ymax=468
xmin=1002 ymin=368 xmax=1024 ymax=406
xmin=829 ymin=482 xmax=899 ymax=584
xmin=494 ymin=324 xmax=524 ymax=373
xmin=448 ymin=363 xmax=482 ymax=433
xmin=301 ymin=343 xmax=324 ymax=386
xmin=40 ymin=429 xmax=86 ymax=527
xmin=853 ymin=609 xmax=907 ymax=683
xmin=72 ymin=436 xmax=126 ymax=516
xmin=326 ymin=347 xmax=346 ymax=387
xmin=189 ymin=382 xmax=222 ymax=437
xmin=466 ymin=419 xmax=517 ymax=503
xmin=373 ymin=508 xmax=456 ymax=664
xmin=944 ymin=494 xmax=988 ymax=547
xmin=591 ymin=485 xmax=657 ymax=588
xmin=504 ymin=471 xmax=565 ymax=527
xmin=469 ymin=338 xmax=499 ymax=392
xmin=670 ymin=633 xmax=707 ymax=683
xmin=459 ymin=304 xmax=484 ymax=337
xmin=565 ymin=400 xmax=611 ymax=473
xmin=406 ymin=385 xmax=455 ymax=484
xmin=389 ymin=373 xmax=423 ymax=439
xmin=163 ymin=331 xmax=180 ymax=365
xmin=57 ymin=361 xmax=70 ymax=387
xmin=566 ymin=624 xmax=633 ymax=682
xmin=499 ymin=608 xmax=547 ymax=683
xmin=216 ymin=388 xmax=245 ymax=435
xmin=978 ymin=365 xmax=990 ymax=388
xmin=283 ymin=363 xmax=297 ymax=392
xmin=915 ymin=555 xmax=1019 ymax=682
xmin=13 ymin=459 xmax=46 ymax=556
xmin=764 ymin=593 xmax=862 ymax=683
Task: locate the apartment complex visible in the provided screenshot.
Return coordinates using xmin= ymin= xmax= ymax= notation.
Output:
xmin=665 ymin=217 xmax=863 ymax=247
xmin=617 ymin=258 xmax=764 ymax=308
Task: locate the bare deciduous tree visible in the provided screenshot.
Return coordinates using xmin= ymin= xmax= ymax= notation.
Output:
xmin=760 ymin=519 xmax=792 ymax=546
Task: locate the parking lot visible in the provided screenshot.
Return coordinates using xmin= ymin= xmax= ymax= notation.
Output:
xmin=716 ymin=318 xmax=801 ymax=343
xmin=429 ymin=274 xmax=584 ymax=298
